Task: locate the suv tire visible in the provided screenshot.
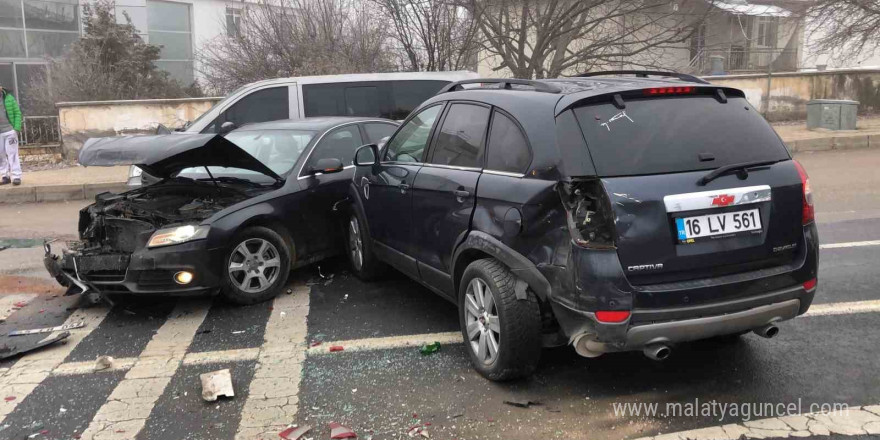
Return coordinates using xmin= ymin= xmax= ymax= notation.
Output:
xmin=221 ymin=226 xmax=291 ymax=305
xmin=459 ymin=258 xmax=542 ymax=381
xmin=347 ymin=208 xmax=386 ymax=280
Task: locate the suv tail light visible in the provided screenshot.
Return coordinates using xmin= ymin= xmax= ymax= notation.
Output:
xmin=793 ymin=160 xmax=814 ymax=225
xmin=558 ymin=179 xmax=616 ymax=249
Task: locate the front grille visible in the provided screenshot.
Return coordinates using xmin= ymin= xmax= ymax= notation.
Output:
xmin=138 ymin=270 xmax=179 ymax=291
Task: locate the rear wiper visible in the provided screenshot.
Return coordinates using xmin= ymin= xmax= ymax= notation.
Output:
xmin=697 ymin=159 xmax=781 ymax=186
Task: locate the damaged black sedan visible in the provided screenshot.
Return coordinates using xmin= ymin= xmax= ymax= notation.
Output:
xmin=44 ymin=117 xmax=398 ymax=304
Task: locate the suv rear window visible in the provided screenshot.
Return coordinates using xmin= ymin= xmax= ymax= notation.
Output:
xmin=571 ymin=95 xmax=789 ymax=177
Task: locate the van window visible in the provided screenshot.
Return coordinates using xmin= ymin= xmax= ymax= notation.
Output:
xmin=430 ymin=103 xmax=489 ymax=168
xmin=303 ymin=80 xmax=450 ymax=120
xmin=571 ymin=95 xmax=789 ymax=177
xmin=486 ymin=111 xmax=531 ymax=173
xmin=203 ymin=86 xmax=289 ymax=133
xmin=364 ymin=122 xmax=397 ymax=144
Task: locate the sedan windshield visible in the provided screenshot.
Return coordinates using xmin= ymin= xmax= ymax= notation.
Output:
xmin=178 ymin=129 xmax=316 ymax=181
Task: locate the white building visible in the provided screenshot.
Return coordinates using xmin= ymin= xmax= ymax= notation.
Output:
xmin=0 ymin=0 xmax=233 ymax=109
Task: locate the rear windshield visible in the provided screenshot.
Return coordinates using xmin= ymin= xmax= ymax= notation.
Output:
xmin=571 ymin=95 xmax=789 ymax=176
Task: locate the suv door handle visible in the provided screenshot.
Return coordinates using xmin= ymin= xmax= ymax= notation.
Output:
xmin=453 ymin=189 xmax=470 ymax=202
xmin=398 ymin=183 xmax=410 ymax=194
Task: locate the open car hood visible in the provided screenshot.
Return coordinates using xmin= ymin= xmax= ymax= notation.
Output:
xmin=78 ymin=134 xmax=282 ymax=181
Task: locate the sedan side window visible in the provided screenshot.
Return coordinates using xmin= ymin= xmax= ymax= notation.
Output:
xmin=383 ymin=104 xmax=443 ymax=163
xmin=304 ymin=125 xmax=363 ymax=172
xmin=364 ymin=122 xmax=397 ymax=144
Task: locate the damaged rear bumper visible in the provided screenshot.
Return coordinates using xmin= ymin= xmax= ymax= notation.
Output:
xmin=43 ymin=240 xmax=224 ymax=296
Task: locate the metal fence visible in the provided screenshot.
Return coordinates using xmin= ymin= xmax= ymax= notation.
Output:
xmin=21 ymin=115 xmax=61 ymax=146
xmin=688 ymin=47 xmax=799 ymax=75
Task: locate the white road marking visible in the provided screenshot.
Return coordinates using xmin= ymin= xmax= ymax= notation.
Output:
xmin=0 ymin=293 xmax=37 ymax=321
xmin=307 ymin=331 xmax=464 ymax=355
xmin=820 ymin=239 xmax=880 ymax=249
xmin=634 ymin=405 xmax=880 ymax=440
xmin=182 ymin=347 xmax=260 ymax=365
xmin=0 ymin=305 xmax=110 ymax=422
xmin=79 ymin=299 xmax=211 ymax=440
xmin=235 ymin=284 xmax=310 ymax=440
xmin=804 ymin=299 xmax=880 ymax=317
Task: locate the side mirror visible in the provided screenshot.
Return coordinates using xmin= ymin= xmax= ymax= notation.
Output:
xmin=310 ymin=157 xmax=344 ymax=174
xmin=219 ymin=121 xmax=236 ymax=135
xmin=354 ymin=144 xmax=378 ymax=166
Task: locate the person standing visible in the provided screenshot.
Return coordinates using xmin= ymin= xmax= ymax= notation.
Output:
xmin=0 ymin=84 xmax=22 ymax=186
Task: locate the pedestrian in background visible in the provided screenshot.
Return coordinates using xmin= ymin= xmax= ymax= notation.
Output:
xmin=0 ymin=84 xmax=22 ymax=186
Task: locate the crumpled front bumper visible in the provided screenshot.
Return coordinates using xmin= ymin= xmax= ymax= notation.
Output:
xmin=43 ymin=240 xmax=224 ymax=297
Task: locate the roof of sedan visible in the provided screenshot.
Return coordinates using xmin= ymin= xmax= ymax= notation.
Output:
xmin=234 ymin=117 xmax=396 ymax=132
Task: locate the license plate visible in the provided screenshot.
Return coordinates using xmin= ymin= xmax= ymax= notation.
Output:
xmin=675 ymin=209 xmax=761 ymax=243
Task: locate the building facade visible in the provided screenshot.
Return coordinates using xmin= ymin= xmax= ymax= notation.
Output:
xmin=0 ymin=0 xmax=233 ymax=114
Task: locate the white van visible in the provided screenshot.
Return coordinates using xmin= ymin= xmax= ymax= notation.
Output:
xmin=127 ymin=71 xmax=478 ymax=185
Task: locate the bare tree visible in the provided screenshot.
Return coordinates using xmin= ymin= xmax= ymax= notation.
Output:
xmin=462 ymin=0 xmax=714 ymax=78
xmin=805 ymin=0 xmax=880 ymax=65
xmin=372 ymin=0 xmax=481 ymax=71
xmin=198 ymin=0 xmax=396 ymax=93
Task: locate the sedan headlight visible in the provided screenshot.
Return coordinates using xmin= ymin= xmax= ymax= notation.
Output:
xmin=147 ymin=225 xmax=209 ymax=248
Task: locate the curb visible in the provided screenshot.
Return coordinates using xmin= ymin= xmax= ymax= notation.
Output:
xmin=0 ymin=182 xmax=128 ymax=204
xmin=786 ymin=133 xmax=878 ymax=153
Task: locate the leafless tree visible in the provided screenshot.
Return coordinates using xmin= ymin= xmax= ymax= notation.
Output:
xmin=462 ymin=0 xmax=715 ymax=78
xmin=198 ymin=0 xmax=396 ymax=93
xmin=805 ymin=0 xmax=880 ymax=65
xmin=372 ymin=0 xmax=481 ymax=71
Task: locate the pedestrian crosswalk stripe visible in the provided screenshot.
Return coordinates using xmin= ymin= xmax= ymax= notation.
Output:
xmin=78 ymin=299 xmax=211 ymax=440
xmin=819 ymin=239 xmax=880 ymax=249
xmin=235 ymin=283 xmax=310 ymax=440
xmin=803 ymin=299 xmax=880 ymax=317
xmin=182 ymin=347 xmax=260 ymax=365
xmin=307 ymin=331 xmax=464 ymax=356
xmin=0 ymin=305 xmax=110 ymax=422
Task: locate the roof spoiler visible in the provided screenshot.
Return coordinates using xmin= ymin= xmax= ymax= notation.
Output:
xmin=574 ymin=70 xmax=709 ymax=85
xmin=437 ymin=78 xmax=562 ymax=94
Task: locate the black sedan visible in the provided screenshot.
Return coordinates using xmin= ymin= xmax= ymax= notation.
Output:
xmin=44 ymin=117 xmax=398 ymax=304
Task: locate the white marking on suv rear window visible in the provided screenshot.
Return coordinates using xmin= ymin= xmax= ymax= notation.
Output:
xmin=600 ymin=110 xmax=634 ymax=132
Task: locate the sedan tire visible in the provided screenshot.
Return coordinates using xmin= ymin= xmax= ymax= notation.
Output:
xmin=221 ymin=226 xmax=291 ymax=305
xmin=459 ymin=258 xmax=542 ymax=381
xmin=346 ymin=208 xmax=385 ymax=281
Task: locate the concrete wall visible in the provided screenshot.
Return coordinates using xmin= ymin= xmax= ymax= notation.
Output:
xmin=703 ymin=69 xmax=880 ymax=121
xmin=57 ymin=97 xmax=221 ymax=157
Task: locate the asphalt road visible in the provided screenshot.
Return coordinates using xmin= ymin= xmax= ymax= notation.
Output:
xmin=1 ymin=149 xmax=879 ymax=440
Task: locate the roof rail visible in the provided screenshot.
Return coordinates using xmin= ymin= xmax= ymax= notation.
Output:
xmin=437 ymin=78 xmax=562 ymax=94
xmin=574 ymin=70 xmax=709 ymax=85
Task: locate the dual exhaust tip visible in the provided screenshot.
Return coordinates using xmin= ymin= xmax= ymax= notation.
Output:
xmin=575 ymin=323 xmax=781 ymax=361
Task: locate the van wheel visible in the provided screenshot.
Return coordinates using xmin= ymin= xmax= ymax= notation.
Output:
xmin=459 ymin=259 xmax=542 ymax=381
xmin=347 ymin=209 xmax=385 ymax=280
xmin=221 ymin=226 xmax=291 ymax=305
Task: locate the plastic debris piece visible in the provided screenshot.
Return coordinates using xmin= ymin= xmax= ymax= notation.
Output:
xmin=310 ymin=341 xmax=322 ymax=347
xmin=0 ymin=332 xmax=70 ymax=360
xmin=200 ymin=369 xmax=235 ymax=402
xmin=419 ymin=342 xmax=441 ymax=355
xmin=328 ymin=422 xmax=357 ymax=439
xmin=95 ymin=355 xmax=114 ymax=371
xmin=9 ymin=321 xmax=85 ymax=337
xmin=278 ymin=424 xmax=310 ymax=439
xmin=3 ymin=396 xmax=15 ymax=402
xmin=11 ymin=301 xmax=28 ymax=309
xmin=503 ymin=399 xmax=541 ymax=409
xmin=329 ymin=345 xmax=344 ymax=352
xmin=420 ymin=430 xmax=429 ymax=438
xmin=231 ymin=330 xmax=245 ymax=334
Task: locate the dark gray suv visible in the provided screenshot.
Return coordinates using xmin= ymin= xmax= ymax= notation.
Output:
xmin=347 ymin=71 xmax=819 ymax=381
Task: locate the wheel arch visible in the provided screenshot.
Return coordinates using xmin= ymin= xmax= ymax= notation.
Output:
xmin=209 ymin=203 xmax=298 ymax=267
xmin=452 ymin=231 xmax=552 ymax=302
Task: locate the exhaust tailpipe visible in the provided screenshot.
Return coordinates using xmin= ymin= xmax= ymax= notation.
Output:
xmin=753 ymin=323 xmax=780 ymax=339
xmin=643 ymin=344 xmax=672 ymax=361
xmin=572 ymin=333 xmax=606 ymax=358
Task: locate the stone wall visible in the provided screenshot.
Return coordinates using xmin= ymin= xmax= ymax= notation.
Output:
xmin=704 ymin=69 xmax=880 ymax=122
xmin=57 ymin=97 xmax=221 ymax=158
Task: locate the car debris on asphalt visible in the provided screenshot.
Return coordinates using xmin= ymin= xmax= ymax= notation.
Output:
xmin=328 ymin=422 xmax=357 ymax=439
xmin=8 ymin=321 xmax=85 ymax=336
xmin=0 ymin=331 xmax=71 ymax=360
xmin=95 ymin=355 xmax=114 ymax=371
xmin=278 ymin=424 xmax=311 ymax=439
xmin=329 ymin=345 xmax=344 ymax=352
xmin=419 ymin=342 xmax=441 ymax=355
xmin=503 ymin=399 xmax=541 ymax=409
xmin=200 ymin=369 xmax=235 ymax=402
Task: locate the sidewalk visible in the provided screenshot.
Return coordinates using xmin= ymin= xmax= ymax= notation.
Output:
xmin=2 ymin=116 xmax=880 ymax=204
